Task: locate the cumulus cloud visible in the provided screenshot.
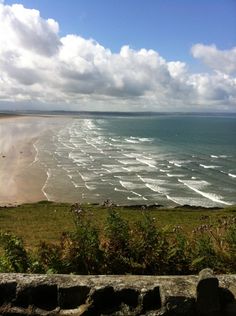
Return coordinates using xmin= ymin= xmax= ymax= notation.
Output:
xmin=0 ymin=2 xmax=235 ymax=111
xmin=191 ymin=44 xmax=236 ymax=75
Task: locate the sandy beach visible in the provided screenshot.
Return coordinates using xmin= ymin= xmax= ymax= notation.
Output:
xmin=0 ymin=116 xmax=47 ymax=206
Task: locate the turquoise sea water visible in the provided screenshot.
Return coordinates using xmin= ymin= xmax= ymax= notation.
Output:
xmin=35 ymin=114 xmax=236 ymax=206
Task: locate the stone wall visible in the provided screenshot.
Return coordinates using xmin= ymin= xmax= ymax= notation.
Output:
xmin=0 ymin=269 xmax=236 ymax=315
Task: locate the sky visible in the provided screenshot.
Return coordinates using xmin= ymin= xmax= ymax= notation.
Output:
xmin=0 ymin=0 xmax=235 ymax=112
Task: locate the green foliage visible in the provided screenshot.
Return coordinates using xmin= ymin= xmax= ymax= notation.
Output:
xmin=0 ymin=210 xmax=235 ymax=275
xmin=104 ymin=209 xmax=131 ymax=273
xmin=167 ymin=229 xmax=191 ymax=275
xmin=130 ymin=213 xmax=168 ymax=274
xmin=0 ymin=232 xmax=29 ymax=272
xmin=65 ymin=206 xmax=103 ymax=274
xmin=35 ymin=241 xmax=64 ymax=274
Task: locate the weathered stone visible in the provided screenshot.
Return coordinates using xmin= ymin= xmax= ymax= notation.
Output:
xmin=0 ymin=273 xmax=236 ymax=315
xmin=0 ymin=282 xmax=17 ymax=305
xmin=31 ymin=284 xmax=58 ymax=311
xmin=58 ymin=285 xmax=90 ymax=309
xmin=196 ymin=268 xmax=220 ymax=316
xmin=14 ymin=285 xmax=31 ymax=308
xmin=165 ymin=297 xmax=195 ymax=315
xmin=87 ymin=286 xmax=120 ymax=314
xmin=142 ymin=287 xmax=161 ymax=313
xmin=116 ymin=288 xmax=139 ymax=308
xmin=34 ymin=307 xmax=60 ymax=315
xmin=0 ymin=305 xmax=29 ymax=315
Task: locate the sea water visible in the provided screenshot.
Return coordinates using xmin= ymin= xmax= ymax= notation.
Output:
xmin=33 ymin=114 xmax=236 ymax=207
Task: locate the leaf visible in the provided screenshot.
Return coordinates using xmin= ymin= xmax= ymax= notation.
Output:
xmin=191 ymin=256 xmax=205 ymax=266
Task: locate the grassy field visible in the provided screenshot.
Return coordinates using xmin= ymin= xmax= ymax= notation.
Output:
xmin=0 ymin=201 xmax=235 ymax=250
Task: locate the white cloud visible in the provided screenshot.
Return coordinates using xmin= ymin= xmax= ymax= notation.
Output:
xmin=0 ymin=3 xmax=235 ymax=111
xmin=191 ymin=44 xmax=236 ymax=75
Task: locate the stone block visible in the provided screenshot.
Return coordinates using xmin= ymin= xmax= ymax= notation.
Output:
xmin=116 ymin=288 xmax=139 ymax=308
xmin=87 ymin=286 xmax=120 ymax=314
xmin=31 ymin=284 xmax=58 ymax=311
xmin=165 ymin=296 xmax=195 ymax=315
xmin=142 ymin=286 xmax=161 ymax=313
xmin=196 ymin=268 xmax=220 ymax=316
xmin=58 ymin=285 xmax=90 ymax=309
xmin=0 ymin=282 xmax=17 ymax=305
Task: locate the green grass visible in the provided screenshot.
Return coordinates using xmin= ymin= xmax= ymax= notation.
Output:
xmin=0 ymin=201 xmax=235 ymax=250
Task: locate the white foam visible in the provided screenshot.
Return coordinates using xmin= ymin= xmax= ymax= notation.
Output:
xmin=200 ymin=164 xmax=219 ymax=169
xmin=119 ymin=181 xmax=145 ymax=190
xmin=211 ymin=155 xmax=218 ymax=158
xmin=102 ymin=164 xmax=124 ymax=173
xmin=137 ymin=175 xmax=167 ymax=185
xmin=169 ymin=161 xmax=182 ymax=167
xmin=79 ymin=172 xmax=97 ymax=182
xmin=136 ymin=158 xmax=158 ymax=169
xmin=114 ymin=187 xmax=127 ymax=192
xmin=85 ymin=183 xmax=96 ymax=191
xmin=125 ymin=138 xmax=140 ymax=144
xmin=137 ymin=137 xmax=153 ymax=142
xmin=178 ymin=179 xmax=232 ymax=205
xmin=110 ymin=138 xmax=120 ymax=142
xmin=229 ymin=173 xmax=236 ymax=178
xmin=145 ymin=183 xmax=168 ymax=196
xmin=127 ymin=196 xmax=145 ymax=201
xmin=41 ymin=169 xmax=51 ymax=201
xmin=166 ymin=195 xmax=181 ymax=204
xmin=29 ymin=141 xmax=39 ymax=166
xmin=167 ymin=173 xmax=184 ymax=177
xmin=122 ymin=166 xmax=150 ymax=172
xmin=117 ymin=159 xmax=140 ymax=165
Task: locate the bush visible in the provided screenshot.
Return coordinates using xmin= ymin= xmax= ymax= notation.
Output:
xmin=104 ymin=209 xmax=131 ymax=273
xmin=0 ymin=232 xmax=29 ymax=272
xmin=0 ymin=210 xmax=235 ymax=275
xmin=67 ymin=206 xmax=104 ymax=274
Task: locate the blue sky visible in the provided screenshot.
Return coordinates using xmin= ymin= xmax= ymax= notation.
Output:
xmin=0 ymin=0 xmax=235 ymax=111
xmin=4 ymin=0 xmax=236 ymax=63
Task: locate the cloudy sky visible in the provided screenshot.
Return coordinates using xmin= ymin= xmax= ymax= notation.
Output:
xmin=0 ymin=0 xmax=236 ymax=112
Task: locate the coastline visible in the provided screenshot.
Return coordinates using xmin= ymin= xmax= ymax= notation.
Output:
xmin=0 ymin=137 xmax=46 ymax=206
xmin=0 ymin=117 xmax=46 ymax=206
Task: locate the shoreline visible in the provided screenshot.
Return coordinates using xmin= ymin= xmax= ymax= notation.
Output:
xmin=0 ymin=116 xmax=47 ymax=206
xmin=0 ymin=115 xmax=235 ymax=207
xmin=0 ymin=137 xmax=46 ymax=206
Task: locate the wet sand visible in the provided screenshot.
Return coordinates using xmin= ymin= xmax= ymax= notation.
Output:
xmin=0 ymin=117 xmax=47 ymax=206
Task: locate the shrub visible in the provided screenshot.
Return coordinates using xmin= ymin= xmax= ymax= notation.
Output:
xmin=104 ymin=209 xmax=131 ymax=273
xmin=130 ymin=213 xmax=168 ymax=274
xmin=67 ymin=206 xmax=104 ymax=274
xmin=0 ymin=232 xmax=29 ymax=273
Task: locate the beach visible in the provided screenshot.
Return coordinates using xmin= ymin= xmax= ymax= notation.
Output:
xmin=0 ymin=116 xmax=48 ymax=205
xmin=0 ymin=114 xmax=236 ymax=207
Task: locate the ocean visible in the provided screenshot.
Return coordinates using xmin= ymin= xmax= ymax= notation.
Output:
xmin=31 ymin=114 xmax=236 ymax=207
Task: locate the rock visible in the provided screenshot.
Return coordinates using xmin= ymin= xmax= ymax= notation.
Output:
xmin=165 ymin=297 xmax=195 ymax=315
xmin=116 ymin=288 xmax=139 ymax=308
xmin=31 ymin=284 xmax=58 ymax=311
xmin=86 ymin=286 xmax=120 ymax=314
xmin=58 ymin=285 xmax=90 ymax=309
xmin=0 ymin=282 xmax=17 ymax=305
xmin=196 ymin=268 xmax=220 ymax=316
xmin=14 ymin=285 xmax=31 ymax=308
xmin=142 ymin=287 xmax=161 ymax=313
